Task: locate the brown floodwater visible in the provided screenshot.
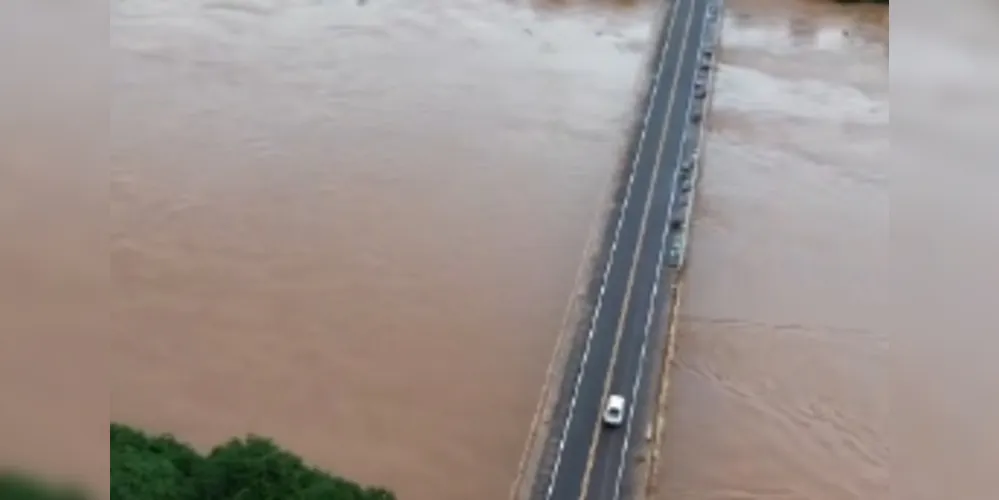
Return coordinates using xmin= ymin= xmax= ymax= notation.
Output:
xmin=4 ymin=0 xmax=900 ymax=498
xmin=109 ymin=1 xmax=658 ymax=499
xmin=893 ymin=2 xmax=999 ymax=498
xmin=652 ymin=1 xmax=888 ymax=499
xmin=0 ymin=0 xmax=106 ymax=493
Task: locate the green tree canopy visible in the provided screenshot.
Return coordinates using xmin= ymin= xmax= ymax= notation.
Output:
xmin=0 ymin=423 xmax=395 ymax=500
xmin=109 ymin=423 xmax=395 ymax=500
xmin=0 ymin=472 xmax=88 ymax=500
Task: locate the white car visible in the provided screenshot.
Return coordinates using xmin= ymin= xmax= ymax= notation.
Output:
xmin=602 ymin=394 xmax=627 ymax=427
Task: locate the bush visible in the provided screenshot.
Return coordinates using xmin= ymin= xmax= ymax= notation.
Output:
xmin=108 ymin=423 xmax=396 ymax=500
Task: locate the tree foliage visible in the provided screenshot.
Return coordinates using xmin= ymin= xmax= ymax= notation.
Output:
xmin=0 ymin=471 xmax=88 ymax=500
xmin=0 ymin=423 xmax=395 ymax=500
xmin=108 ymin=423 xmax=395 ymax=500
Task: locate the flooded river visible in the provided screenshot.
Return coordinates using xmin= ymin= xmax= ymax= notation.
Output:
xmin=109 ymin=1 xmax=655 ymax=499
xmin=652 ymin=1 xmax=888 ymax=499
xmin=3 ymin=0 xmax=899 ymax=498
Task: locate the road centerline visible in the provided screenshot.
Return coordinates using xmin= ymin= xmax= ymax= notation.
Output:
xmin=573 ymin=0 xmax=713 ymax=498
xmin=574 ymin=0 xmax=698 ymax=497
xmin=540 ymin=0 xmax=688 ymax=498
xmin=605 ymin=3 xmax=717 ymax=500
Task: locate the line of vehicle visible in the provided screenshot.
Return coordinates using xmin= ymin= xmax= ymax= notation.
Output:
xmin=608 ymin=5 xmax=716 ymax=499
xmin=574 ymin=0 xmax=698 ymax=497
xmin=623 ymin=5 xmax=717 ymax=485
xmin=541 ymin=1 xmax=683 ymax=497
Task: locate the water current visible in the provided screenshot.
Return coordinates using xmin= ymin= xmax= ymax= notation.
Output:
xmin=3 ymin=1 xmax=903 ymax=499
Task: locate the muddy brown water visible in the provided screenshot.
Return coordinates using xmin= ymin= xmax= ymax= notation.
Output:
xmin=0 ymin=0 xmax=107 ymax=493
xmin=893 ymin=2 xmax=999 ymax=499
xmin=652 ymin=2 xmax=888 ymax=499
xmin=1 ymin=0 xmax=900 ymax=499
xmin=109 ymin=1 xmax=657 ymax=499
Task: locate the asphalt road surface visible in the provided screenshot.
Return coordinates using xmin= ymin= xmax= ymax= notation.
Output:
xmin=537 ymin=0 xmax=714 ymax=499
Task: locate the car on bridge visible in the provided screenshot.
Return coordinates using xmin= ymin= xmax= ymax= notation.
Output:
xmin=602 ymin=394 xmax=627 ymax=427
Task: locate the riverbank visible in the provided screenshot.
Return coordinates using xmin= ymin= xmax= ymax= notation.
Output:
xmin=110 ymin=423 xmax=394 ymax=500
xmin=0 ymin=424 xmax=395 ymax=500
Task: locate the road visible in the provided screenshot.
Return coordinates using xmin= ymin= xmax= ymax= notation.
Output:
xmin=535 ymin=0 xmax=716 ymax=499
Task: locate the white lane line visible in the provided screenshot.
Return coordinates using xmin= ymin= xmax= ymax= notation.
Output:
xmin=542 ymin=1 xmax=682 ymax=498
xmin=575 ymin=0 xmax=698 ymax=495
xmin=609 ymin=3 xmax=717 ymax=499
xmin=575 ymin=0 xmax=697 ymax=491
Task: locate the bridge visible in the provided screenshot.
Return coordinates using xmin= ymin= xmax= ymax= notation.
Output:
xmin=527 ymin=0 xmax=722 ymax=498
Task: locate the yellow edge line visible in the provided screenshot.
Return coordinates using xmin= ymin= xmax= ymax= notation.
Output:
xmin=506 ymin=2 xmax=685 ymax=494
xmin=507 ymin=123 xmax=620 ymax=500
xmin=577 ymin=1 xmax=698 ymax=498
xmin=641 ymin=3 xmax=725 ymax=498
xmin=642 ymin=281 xmax=683 ymax=498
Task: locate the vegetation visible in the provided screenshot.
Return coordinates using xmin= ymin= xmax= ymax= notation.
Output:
xmin=0 ymin=423 xmax=396 ymax=500
xmin=0 ymin=472 xmax=87 ymax=500
xmin=110 ymin=423 xmax=395 ymax=500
